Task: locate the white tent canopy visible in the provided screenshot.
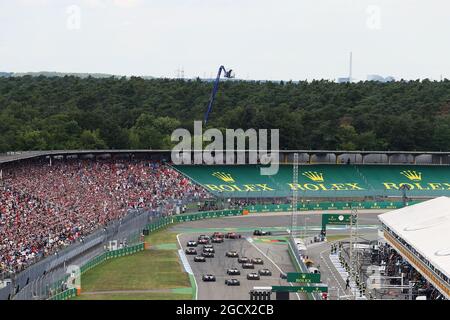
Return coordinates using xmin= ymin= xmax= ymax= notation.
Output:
xmin=378 ymin=196 xmax=450 ymax=281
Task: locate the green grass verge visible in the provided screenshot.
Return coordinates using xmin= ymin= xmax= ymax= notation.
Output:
xmin=144 ymin=226 xmax=179 ymax=246
xmin=188 ymin=274 xmax=197 ymax=300
xmin=75 ymin=227 xmax=193 ymax=300
xmin=73 ymin=292 xmax=191 ymax=300
xmin=81 ymin=249 xmax=189 ymax=292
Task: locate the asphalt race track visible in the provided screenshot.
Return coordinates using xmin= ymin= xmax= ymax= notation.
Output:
xmin=173 ymin=211 xmax=384 ymax=300
xmin=178 ymin=233 xmax=301 ymax=300
xmin=172 ymin=211 xmax=383 ymax=235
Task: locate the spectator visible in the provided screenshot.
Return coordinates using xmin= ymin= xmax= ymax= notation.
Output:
xmin=0 ymin=158 xmax=210 ymax=274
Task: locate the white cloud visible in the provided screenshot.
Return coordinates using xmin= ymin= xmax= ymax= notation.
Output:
xmin=113 ymin=0 xmax=141 ymax=8
xmin=18 ymin=0 xmax=52 ymax=6
xmin=1 ymin=0 xmax=450 ymax=80
xmin=82 ymin=0 xmax=107 ymax=8
xmin=82 ymin=0 xmax=141 ymax=8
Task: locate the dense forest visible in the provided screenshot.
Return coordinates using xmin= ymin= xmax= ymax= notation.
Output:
xmin=0 ymin=76 xmax=450 ymax=152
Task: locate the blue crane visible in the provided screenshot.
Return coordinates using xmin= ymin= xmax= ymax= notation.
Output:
xmin=203 ymin=65 xmax=234 ymax=125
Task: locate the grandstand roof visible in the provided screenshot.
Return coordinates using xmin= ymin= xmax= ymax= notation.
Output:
xmin=2 ymin=149 xmax=450 ymax=165
xmin=379 ymin=196 xmax=450 ymax=279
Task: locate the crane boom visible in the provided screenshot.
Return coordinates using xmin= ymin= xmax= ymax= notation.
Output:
xmin=203 ymin=65 xmax=234 ymax=125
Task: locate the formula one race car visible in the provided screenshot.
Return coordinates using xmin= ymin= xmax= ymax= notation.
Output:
xmin=203 ymin=247 xmax=215 ymax=254
xmin=242 ymin=262 xmax=255 ymax=269
xmin=202 ymin=251 xmax=215 ymax=258
xmin=212 ymin=232 xmax=224 ymax=238
xmin=226 ymin=268 xmax=241 ymax=276
xmin=187 ymin=240 xmax=198 ymax=247
xmin=258 ymin=269 xmax=272 ymax=276
xmin=203 ymin=244 xmax=214 ymax=249
xmin=225 ymin=279 xmax=240 ymax=286
xmin=237 ymin=257 xmax=249 ymax=263
xmin=225 ymin=232 xmax=242 ymax=239
xmin=225 ymin=251 xmax=239 ymax=258
xmin=212 ymin=237 xmax=224 ymax=243
xmin=253 ymin=230 xmax=272 ymax=236
xmin=198 ymin=238 xmax=210 ymax=245
xmin=194 ymin=256 xmax=206 ymax=262
xmin=198 ymin=235 xmax=210 ymax=241
xmin=202 ymin=274 xmax=216 ymax=282
xmin=251 ymin=258 xmax=264 ymax=265
xmin=247 ymin=273 xmax=260 ymax=280
xmin=185 ymin=248 xmax=197 ymax=255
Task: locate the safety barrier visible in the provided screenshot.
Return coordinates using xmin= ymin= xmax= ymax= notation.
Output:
xmin=47 ymin=243 xmax=145 ymax=300
xmin=3 ymin=208 xmax=154 ymax=301
xmin=245 ymin=200 xmax=420 ymax=213
xmin=48 ymin=211 xmax=242 ymax=300
xmin=46 ymin=202 xmax=413 ymax=300
xmin=48 ymin=288 xmax=77 ymax=301
xmin=287 ymin=237 xmax=318 ymax=301
xmin=175 ymin=209 xmax=242 ymax=222
xmin=80 ymin=243 xmax=145 ymax=275
xmin=146 ymin=216 xmax=175 ymax=232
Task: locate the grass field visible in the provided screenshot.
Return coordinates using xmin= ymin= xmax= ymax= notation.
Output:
xmin=75 ymin=227 xmax=192 ymax=300
xmin=74 ymin=292 xmax=191 ymax=300
xmin=144 ymin=225 xmax=178 ymax=245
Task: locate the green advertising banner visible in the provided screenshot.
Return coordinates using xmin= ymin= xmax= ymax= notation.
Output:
xmin=49 ymin=288 xmax=77 ymax=301
xmin=272 ymin=285 xmax=328 ymax=293
xmin=51 ymin=242 xmax=145 ymax=300
xmin=175 ymin=164 xmax=450 ymax=198
xmin=175 ymin=209 xmax=242 ymax=223
xmin=322 ymin=213 xmax=356 ymax=227
xmin=287 ymin=272 xmax=321 ymax=284
xmin=245 ymin=200 xmax=419 ymax=214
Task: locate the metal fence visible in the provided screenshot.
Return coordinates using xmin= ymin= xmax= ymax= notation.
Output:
xmin=0 ymin=207 xmax=164 ymax=300
xmin=287 ymin=237 xmax=321 ymax=300
xmin=339 ymin=241 xmax=376 ymax=298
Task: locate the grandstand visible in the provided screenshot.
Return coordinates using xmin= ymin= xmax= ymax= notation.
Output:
xmin=175 ymin=164 xmax=450 ymax=199
xmin=1 ymin=149 xmax=450 ymax=300
xmin=0 ymin=154 xmax=209 ymax=299
xmin=379 ymin=197 xmax=450 ymax=299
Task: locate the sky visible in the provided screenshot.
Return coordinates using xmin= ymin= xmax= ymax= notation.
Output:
xmin=0 ymin=0 xmax=449 ymax=81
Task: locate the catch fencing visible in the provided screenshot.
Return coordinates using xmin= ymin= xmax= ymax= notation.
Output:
xmin=244 ymin=200 xmax=419 ymax=213
xmin=0 ymin=208 xmax=159 ymax=300
xmin=48 ymin=242 xmax=146 ymax=300
xmin=287 ymin=237 xmax=321 ymax=300
xmin=1 ymin=199 xmax=415 ymax=300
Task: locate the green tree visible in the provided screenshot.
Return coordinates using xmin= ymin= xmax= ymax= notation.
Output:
xmin=80 ymin=130 xmax=107 ymax=149
xmin=19 ymin=130 xmax=48 ymax=150
xmin=336 ymin=125 xmax=358 ymax=150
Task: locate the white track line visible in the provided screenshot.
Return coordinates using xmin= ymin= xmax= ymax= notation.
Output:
xmin=319 ymin=248 xmax=346 ymax=295
xmin=176 ymin=233 xmax=198 ymax=300
xmin=247 ymin=238 xmax=301 ymax=300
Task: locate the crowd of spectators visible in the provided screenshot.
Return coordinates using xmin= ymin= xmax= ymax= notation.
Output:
xmin=0 ymin=159 xmax=209 ymax=275
xmin=338 ymin=241 xmax=445 ymax=300
xmin=228 ymin=198 xmax=289 ymax=209
xmin=371 ymin=243 xmax=445 ymax=300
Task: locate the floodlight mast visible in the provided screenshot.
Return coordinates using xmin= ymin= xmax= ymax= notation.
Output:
xmin=349 ymin=207 xmax=360 ymax=299
xmin=291 ymin=153 xmax=299 ymax=238
xmin=203 ymin=65 xmax=234 ymax=125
